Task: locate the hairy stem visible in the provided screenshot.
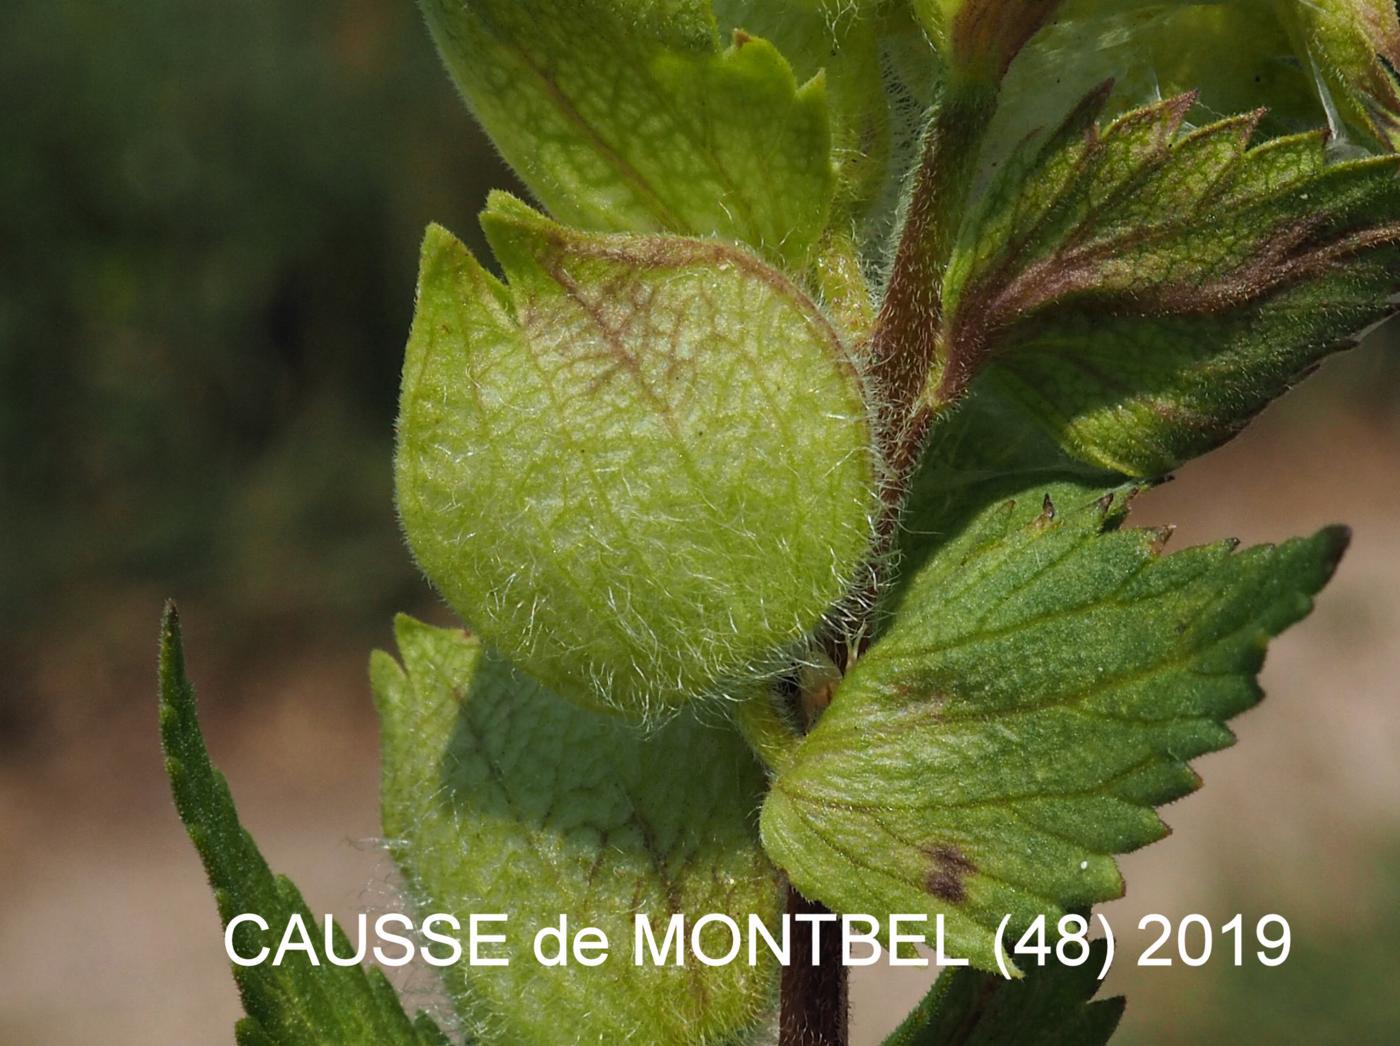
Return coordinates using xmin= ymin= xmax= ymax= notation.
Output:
xmin=780 ymin=74 xmax=1002 ymax=1046
xmin=868 ymin=80 xmax=998 ymax=496
xmin=775 ymin=655 xmax=854 ymax=1044
xmin=779 ymin=887 xmax=849 ymax=1046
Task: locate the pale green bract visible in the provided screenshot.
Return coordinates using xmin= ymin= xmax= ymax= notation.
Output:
xmin=936 ymin=90 xmax=1400 ymax=476
xmin=395 ymin=194 xmax=879 ymax=716
xmin=372 ymin=615 xmax=783 ymax=1046
xmin=761 ymin=481 xmax=1346 ymax=971
xmin=712 ymin=0 xmax=890 ymax=214
xmin=420 ymin=0 xmax=834 ymax=269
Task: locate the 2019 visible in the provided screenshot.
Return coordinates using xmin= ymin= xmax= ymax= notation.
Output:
xmin=1007 ymin=912 xmax=1291 ymax=976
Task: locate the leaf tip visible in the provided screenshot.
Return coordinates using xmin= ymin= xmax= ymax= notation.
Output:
xmin=421 ymin=219 xmax=459 ymax=250
xmin=419 ymin=221 xmax=470 ymax=273
xmin=415 ymin=223 xmax=493 ymax=309
xmin=481 ymin=190 xmax=559 ymax=246
xmin=1319 ymin=524 xmax=1353 ymax=576
xmin=159 ymin=599 xmax=183 ymax=667
xmin=157 ymin=600 xmax=191 ymax=742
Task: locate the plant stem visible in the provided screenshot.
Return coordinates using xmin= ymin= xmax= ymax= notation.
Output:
xmin=779 ymin=886 xmax=849 ymax=1046
xmin=773 ymin=85 xmax=1000 ymax=1044
xmin=778 ymin=81 xmax=1001 ymax=1046
xmin=868 ymin=79 xmax=998 ymax=494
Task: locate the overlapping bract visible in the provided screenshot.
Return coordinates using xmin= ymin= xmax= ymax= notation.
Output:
xmin=420 ymin=0 xmax=835 ymax=268
xmin=396 ymin=195 xmax=879 ymax=716
xmin=373 ymin=616 xmax=783 ymax=1045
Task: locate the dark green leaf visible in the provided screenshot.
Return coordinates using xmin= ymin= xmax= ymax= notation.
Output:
xmin=892 ymin=385 xmax=1120 ymax=606
xmin=935 ymin=89 xmax=1400 ymax=475
xmin=158 ymin=603 xmax=449 ymax=1045
xmin=761 ymin=485 xmax=1347 ymax=970
xmin=883 ymin=940 xmax=1122 ymax=1045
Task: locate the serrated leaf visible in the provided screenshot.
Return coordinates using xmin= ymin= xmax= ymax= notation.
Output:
xmin=935 ymin=90 xmax=1400 ymax=476
xmin=994 ymin=2 xmax=1295 ymax=156
xmin=157 ymin=604 xmax=449 ymax=1046
xmin=420 ymin=0 xmax=834 ymax=269
xmin=760 ymin=485 xmax=1347 ymax=971
xmin=883 ymin=940 xmax=1122 ymax=1045
xmin=713 ymin=1 xmax=889 ymax=211
xmin=396 ymin=197 xmax=879 ymax=716
xmin=373 ymin=615 xmax=783 ymax=1045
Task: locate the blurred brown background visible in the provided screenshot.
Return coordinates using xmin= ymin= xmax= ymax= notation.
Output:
xmin=2 ymin=2 xmax=1397 ymax=1042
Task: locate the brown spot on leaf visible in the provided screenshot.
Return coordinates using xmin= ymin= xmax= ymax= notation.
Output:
xmin=924 ymin=844 xmax=976 ymax=904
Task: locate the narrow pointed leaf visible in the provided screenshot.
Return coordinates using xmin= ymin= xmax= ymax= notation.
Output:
xmin=760 ymin=487 xmax=1347 ymax=971
xmin=373 ymin=615 xmax=783 ymax=1044
xmin=157 ymin=604 xmax=448 ymax=1045
xmin=936 ymin=90 xmax=1400 ymax=475
xmin=421 ymin=0 xmax=834 ymax=268
xmin=396 ymin=198 xmax=879 ymax=716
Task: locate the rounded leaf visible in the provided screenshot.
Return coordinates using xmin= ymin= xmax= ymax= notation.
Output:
xmin=396 ymin=197 xmax=879 ymax=716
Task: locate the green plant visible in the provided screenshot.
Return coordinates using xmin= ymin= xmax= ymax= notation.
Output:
xmin=160 ymin=2 xmax=1400 ymax=1043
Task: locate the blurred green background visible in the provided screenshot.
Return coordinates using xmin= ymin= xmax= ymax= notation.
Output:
xmin=0 ymin=0 xmax=536 ymax=680
xmin=1 ymin=1 xmax=1397 ymax=1042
